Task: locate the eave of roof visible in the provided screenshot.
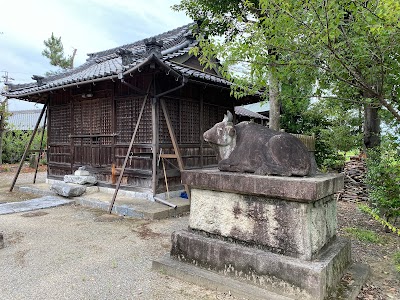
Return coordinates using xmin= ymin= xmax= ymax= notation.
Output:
xmin=234 ymin=106 xmax=268 ymax=120
xmin=2 ymin=23 xmax=233 ymax=99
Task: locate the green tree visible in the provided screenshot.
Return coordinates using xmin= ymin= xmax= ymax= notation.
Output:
xmin=42 ymin=33 xmax=76 ymax=71
xmin=174 ymin=0 xmax=400 ymax=149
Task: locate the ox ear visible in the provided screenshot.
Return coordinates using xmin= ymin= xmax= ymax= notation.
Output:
xmin=228 ymin=126 xmax=236 ymax=137
xmin=227 ymin=111 xmax=233 ymax=123
xmin=223 ymin=114 xmax=228 ymax=122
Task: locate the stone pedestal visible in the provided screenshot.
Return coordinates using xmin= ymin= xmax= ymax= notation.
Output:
xmin=167 ymin=169 xmax=350 ymax=300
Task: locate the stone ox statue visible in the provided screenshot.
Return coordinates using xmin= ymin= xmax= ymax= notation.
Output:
xmin=203 ymin=111 xmax=312 ymax=176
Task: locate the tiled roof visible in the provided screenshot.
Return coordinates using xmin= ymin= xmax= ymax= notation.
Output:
xmin=234 ymin=106 xmax=268 ymax=120
xmin=7 ymin=110 xmax=45 ymax=130
xmin=3 ymin=23 xmax=231 ymax=98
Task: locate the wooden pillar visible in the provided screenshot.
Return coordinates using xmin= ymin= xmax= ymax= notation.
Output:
xmin=151 ymin=77 xmax=159 ymax=196
xmin=47 ymin=97 xmax=51 ymax=177
xmin=70 ymin=90 xmax=74 ymax=173
xmin=111 ymin=82 xmax=116 ymax=167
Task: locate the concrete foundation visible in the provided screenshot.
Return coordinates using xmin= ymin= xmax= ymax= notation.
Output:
xmin=159 ymin=169 xmax=353 ymax=299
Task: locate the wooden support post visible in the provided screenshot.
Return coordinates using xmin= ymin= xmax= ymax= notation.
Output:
xmin=33 ymin=106 xmax=48 ymax=184
xmin=10 ymin=101 xmax=48 ymax=192
xmin=151 ymin=96 xmax=159 ymax=196
xmin=160 ymin=98 xmax=190 ymax=200
xmin=108 ymin=82 xmax=152 ymax=214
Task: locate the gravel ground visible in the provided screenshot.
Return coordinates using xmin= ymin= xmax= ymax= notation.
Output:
xmin=0 ymin=169 xmax=47 ymax=204
xmin=0 ymin=205 xmax=239 ymax=300
xmin=0 ymin=169 xmax=238 ymax=300
xmin=2 ymin=169 xmax=399 ymax=299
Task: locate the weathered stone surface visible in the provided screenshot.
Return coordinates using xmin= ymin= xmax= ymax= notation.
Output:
xmin=189 ymin=188 xmax=337 ymax=260
xmin=0 ymin=196 xmax=74 ymax=215
xmin=0 ymin=233 xmax=4 ymax=249
xmin=182 ymin=169 xmax=344 ymax=202
xmin=171 ymin=230 xmax=351 ymax=300
xmin=74 ymin=166 xmax=90 ymax=176
xmin=74 ymin=170 xmax=90 ymax=176
xmin=203 ymin=113 xmax=312 ymax=176
xmin=64 ymin=175 xmax=97 ymax=185
xmin=51 ymin=183 xmax=86 ymax=197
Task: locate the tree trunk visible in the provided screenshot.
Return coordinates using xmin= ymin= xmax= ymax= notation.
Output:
xmin=363 ymin=103 xmax=380 ymax=149
xmin=269 ymin=66 xmax=280 ymax=131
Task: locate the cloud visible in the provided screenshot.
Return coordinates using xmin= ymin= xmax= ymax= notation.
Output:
xmin=0 ymin=0 xmax=192 ymax=110
xmin=0 ymin=0 xmax=192 ymax=79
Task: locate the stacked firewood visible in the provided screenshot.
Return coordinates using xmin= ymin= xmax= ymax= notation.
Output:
xmin=336 ymin=157 xmax=368 ymax=202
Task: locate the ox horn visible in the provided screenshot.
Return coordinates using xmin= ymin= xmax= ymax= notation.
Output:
xmin=227 ymin=111 xmax=233 ymax=122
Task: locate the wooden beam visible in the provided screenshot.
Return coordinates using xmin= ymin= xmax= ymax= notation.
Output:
xmin=160 ymin=98 xmax=190 ymax=200
xmin=33 ymin=106 xmax=48 ymax=184
xmin=10 ymin=101 xmax=48 ymax=192
xmin=108 ymin=81 xmax=152 ymax=213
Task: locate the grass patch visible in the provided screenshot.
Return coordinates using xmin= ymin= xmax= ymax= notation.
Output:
xmin=344 ymin=227 xmax=384 ymax=244
xmin=394 ymin=252 xmax=400 ymax=273
xmin=339 ymin=149 xmax=360 ymax=162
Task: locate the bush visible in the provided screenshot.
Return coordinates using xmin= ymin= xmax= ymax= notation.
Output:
xmin=1 ymin=129 xmax=47 ymax=164
xmin=366 ymin=135 xmax=400 ymax=226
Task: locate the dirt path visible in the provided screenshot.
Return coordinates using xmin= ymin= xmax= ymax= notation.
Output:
xmin=338 ymin=201 xmax=400 ymax=299
xmin=0 ymin=166 xmax=47 ymax=204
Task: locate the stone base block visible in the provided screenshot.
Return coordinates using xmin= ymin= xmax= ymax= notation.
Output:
xmin=170 ymin=230 xmax=351 ymax=300
xmin=189 ymin=188 xmax=337 ymax=260
xmin=153 ymin=256 xmax=369 ymax=300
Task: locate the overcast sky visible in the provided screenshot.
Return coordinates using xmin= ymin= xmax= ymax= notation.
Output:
xmin=0 ymin=0 xmax=191 ymax=110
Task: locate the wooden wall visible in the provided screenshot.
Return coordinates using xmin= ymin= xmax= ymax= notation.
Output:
xmin=47 ymin=71 xmax=233 ymax=192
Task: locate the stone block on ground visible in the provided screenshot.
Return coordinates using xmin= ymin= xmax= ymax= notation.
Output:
xmin=189 ymin=188 xmax=337 ymax=260
xmin=51 ymin=182 xmax=86 ymax=197
xmin=160 ymin=169 xmax=351 ymax=300
xmin=170 ymin=230 xmax=352 ymax=300
xmin=74 ymin=169 xmax=90 ymax=176
xmin=64 ymin=175 xmax=97 ymax=185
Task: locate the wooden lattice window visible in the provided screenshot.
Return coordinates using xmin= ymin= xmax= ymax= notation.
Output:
xmin=203 ymin=103 xmax=220 ymax=132
xmin=159 ymin=98 xmax=180 ymax=143
xmin=116 ymin=96 xmax=152 ymax=144
xmin=50 ymin=104 xmax=71 ymax=144
xmin=180 ymin=99 xmax=200 ymax=143
xmin=73 ymin=98 xmax=112 ymax=144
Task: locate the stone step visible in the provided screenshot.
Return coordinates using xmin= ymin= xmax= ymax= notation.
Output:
xmin=0 ymin=196 xmax=74 ymax=215
xmin=15 ymin=184 xmax=190 ymax=220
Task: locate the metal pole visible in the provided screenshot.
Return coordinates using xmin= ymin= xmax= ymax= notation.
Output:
xmin=9 ymin=101 xmax=48 ymax=192
xmin=33 ymin=106 xmax=48 ymax=183
xmin=153 ymin=196 xmax=177 ymax=209
xmin=108 ymin=81 xmax=152 ymax=214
